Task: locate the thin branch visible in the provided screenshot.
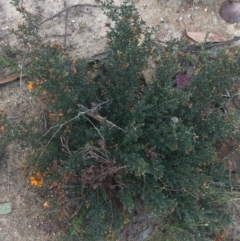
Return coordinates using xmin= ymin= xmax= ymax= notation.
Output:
xmin=79 ymin=104 xmax=126 ymax=132
xmin=36 ymin=109 xmax=91 ymax=166
xmin=60 ymin=136 xmax=72 ymax=155
xmin=39 ymin=3 xmax=120 ymax=26
xmin=0 ymin=32 xmax=13 ymax=41
xmin=35 ymin=124 xmax=63 ymax=165
xmin=82 ymin=115 xmax=105 ymax=140
xmin=185 ymin=36 xmax=240 ymax=52
xmin=63 ymin=0 xmax=68 ymax=49
xmin=19 ymin=47 xmax=30 ymax=87
xmin=36 ymin=100 xmax=123 ymax=166
xmin=0 ymin=3 xmax=119 ymax=41
xmin=50 ymin=33 xmax=72 ymax=37
xmin=43 ymin=113 xmax=48 ymax=131
xmin=6 ymin=115 xmax=21 ymax=119
xmin=162 ymin=184 xmax=199 ymax=200
xmin=66 ymin=22 xmax=84 ymax=48
xmin=229 ymin=168 xmax=233 ymax=197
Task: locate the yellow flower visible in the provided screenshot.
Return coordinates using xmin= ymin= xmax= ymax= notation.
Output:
xmin=27 ymin=81 xmax=35 ymax=90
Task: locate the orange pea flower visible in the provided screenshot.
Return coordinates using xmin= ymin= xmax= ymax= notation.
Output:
xmin=30 ymin=172 xmax=43 ymax=187
xmin=27 ymin=81 xmax=35 ymax=90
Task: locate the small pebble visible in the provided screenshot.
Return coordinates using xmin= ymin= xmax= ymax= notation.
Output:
xmin=171 ymin=117 xmax=179 ymax=124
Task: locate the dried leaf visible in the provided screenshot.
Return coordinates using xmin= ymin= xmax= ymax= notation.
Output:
xmin=64 ymin=126 xmax=70 ymax=133
xmin=219 ymin=0 xmax=240 ymax=23
xmin=186 ymin=31 xmax=227 ymax=43
xmin=0 ymin=73 xmax=26 ymax=85
xmin=58 ymin=208 xmax=67 ymax=219
xmin=72 ymin=59 xmax=77 ymax=65
xmin=215 ymin=234 xmax=224 ymax=241
xmin=72 ymin=67 xmax=77 ymax=74
xmin=49 ymin=182 xmax=59 ymax=189
xmin=48 ymin=112 xmax=56 ymax=119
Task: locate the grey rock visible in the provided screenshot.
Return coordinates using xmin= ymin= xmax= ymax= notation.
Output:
xmin=0 ymin=202 xmax=12 ymax=215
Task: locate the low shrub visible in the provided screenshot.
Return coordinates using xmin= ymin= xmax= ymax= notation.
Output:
xmin=2 ymin=0 xmax=240 ymax=240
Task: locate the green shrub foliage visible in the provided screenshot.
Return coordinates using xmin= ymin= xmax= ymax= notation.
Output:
xmin=4 ymin=0 xmax=240 ymax=240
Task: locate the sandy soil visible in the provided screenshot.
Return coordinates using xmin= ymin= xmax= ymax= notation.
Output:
xmin=1 ymin=0 xmax=240 ymax=240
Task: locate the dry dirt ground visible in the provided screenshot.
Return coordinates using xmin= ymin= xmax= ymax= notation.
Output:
xmin=1 ymin=0 xmax=240 ymax=240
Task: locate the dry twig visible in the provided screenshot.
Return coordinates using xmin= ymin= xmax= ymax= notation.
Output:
xmin=39 ymin=3 xmax=120 ymax=26
xmin=79 ymin=104 xmax=126 ymax=132
xmin=35 ymin=100 xmax=124 ymax=167
xmin=19 ymin=47 xmax=30 ymax=87
xmin=63 ymin=0 xmax=68 ymax=49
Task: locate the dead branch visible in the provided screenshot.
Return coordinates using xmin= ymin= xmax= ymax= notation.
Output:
xmin=87 ymin=51 xmax=109 ymax=63
xmin=60 ymin=136 xmax=72 ymax=155
xmin=63 ymin=0 xmax=68 ymax=49
xmin=0 ymin=3 xmax=120 ymax=40
xmin=83 ymin=115 xmax=105 ymax=140
xmin=185 ymin=36 xmax=240 ymax=52
xmin=78 ymin=143 xmax=126 ymax=188
xmin=40 ymin=3 xmax=120 ymax=26
xmin=19 ymin=47 xmax=30 ymax=87
xmin=43 ymin=113 xmax=48 ymax=131
xmin=66 ymin=22 xmax=84 ymax=48
xmin=79 ymin=104 xmax=126 ymax=132
xmin=35 ymin=100 xmax=124 ymax=167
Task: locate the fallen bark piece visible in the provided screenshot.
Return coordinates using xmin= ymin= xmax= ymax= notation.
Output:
xmin=0 ymin=202 xmax=12 ymax=215
xmin=79 ymin=104 xmax=126 ymax=132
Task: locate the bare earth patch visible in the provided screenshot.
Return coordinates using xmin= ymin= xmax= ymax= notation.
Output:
xmin=1 ymin=0 xmax=240 ymax=240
